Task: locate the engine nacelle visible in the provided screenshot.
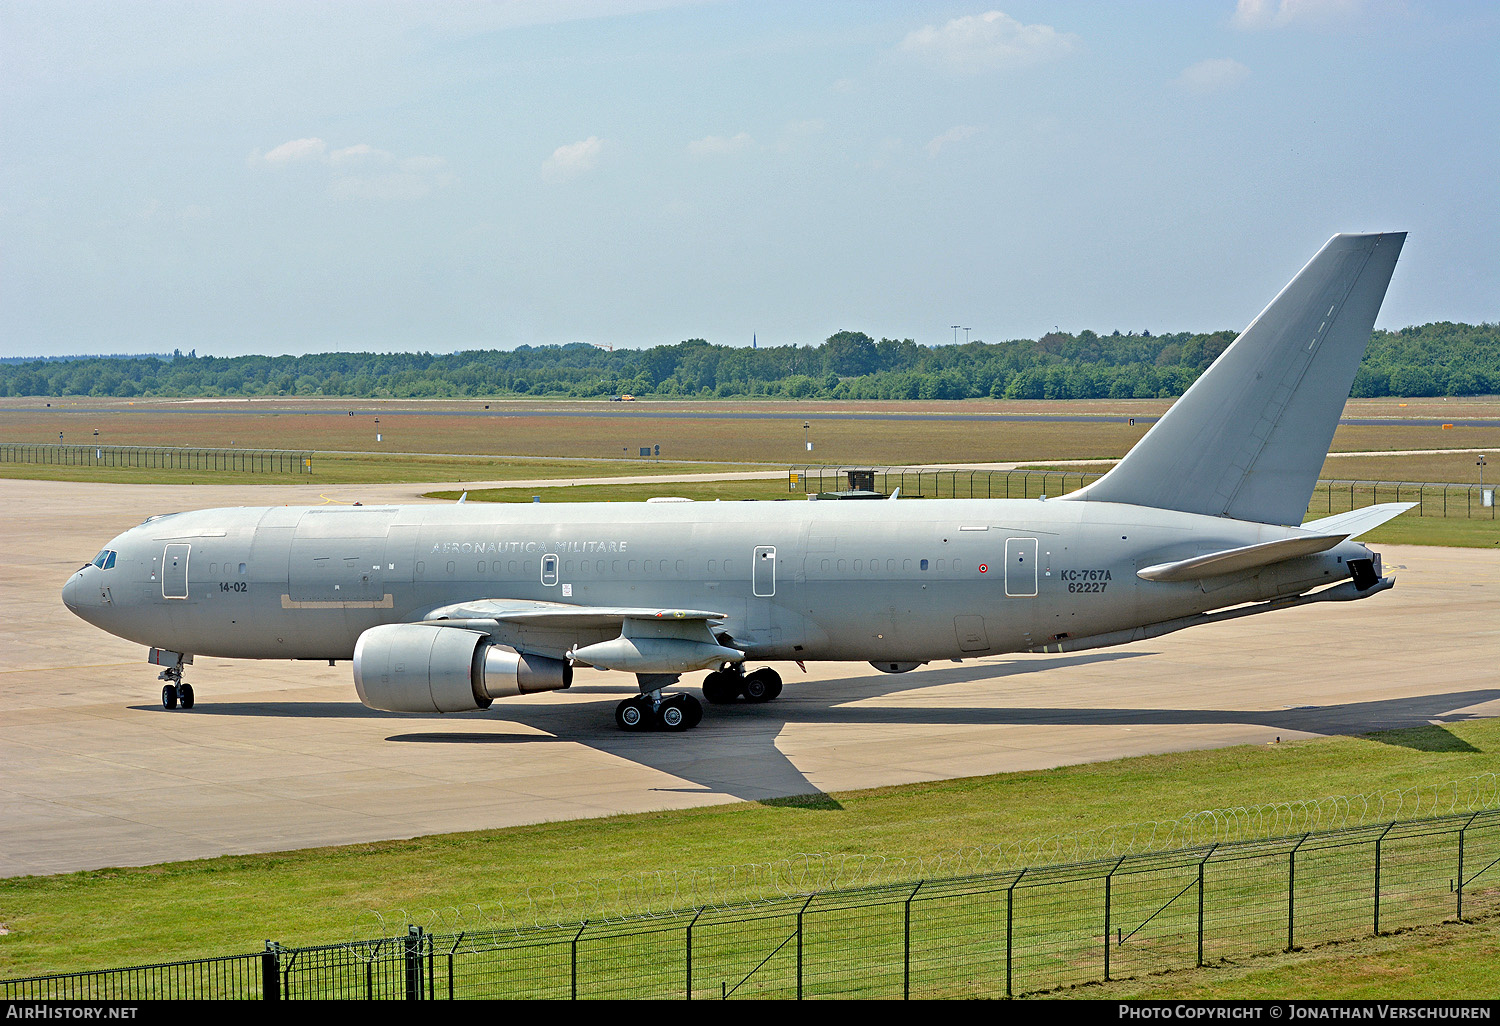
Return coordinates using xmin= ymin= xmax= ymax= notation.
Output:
xmin=352 ymin=623 xmax=571 ymax=714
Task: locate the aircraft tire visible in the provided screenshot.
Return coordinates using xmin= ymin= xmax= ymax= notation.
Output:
xmin=702 ymin=671 xmax=739 ymax=705
xmin=742 ymin=668 xmax=782 ymax=703
xmin=658 ymin=702 xmax=686 ymax=730
xmin=615 ymin=698 xmax=648 ymax=731
xmin=179 ymin=683 xmax=195 ymax=710
xmin=161 ymin=684 xmax=178 ymax=710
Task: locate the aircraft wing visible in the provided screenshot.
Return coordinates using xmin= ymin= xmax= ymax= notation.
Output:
xmin=417 ymin=598 xmax=727 ymax=629
xmin=1137 ymin=534 xmax=1348 ymax=583
xmin=412 ymin=598 xmax=741 ymax=673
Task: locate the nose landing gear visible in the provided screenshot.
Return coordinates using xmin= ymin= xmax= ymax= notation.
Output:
xmin=158 ymin=664 xmax=194 ymax=710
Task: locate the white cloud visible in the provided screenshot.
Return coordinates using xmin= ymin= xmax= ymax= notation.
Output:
xmin=900 ymin=10 xmax=1078 ymax=74
xmin=687 ymin=132 xmax=754 ymax=158
xmin=542 ymin=136 xmax=605 ymax=181
xmin=329 ymin=143 xmax=394 ymax=166
xmin=260 ymin=137 xmax=327 ymax=165
xmin=1231 ymin=0 xmax=1362 ymax=31
xmin=1176 ymin=58 xmax=1250 ymax=93
xmin=253 ymin=137 xmax=452 ymax=198
xmin=925 ymin=124 xmax=981 ymax=157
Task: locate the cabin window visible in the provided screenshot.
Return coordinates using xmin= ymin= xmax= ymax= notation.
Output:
xmin=707 ymin=559 xmax=717 ymax=574
xmin=675 ymin=560 xmax=686 ymax=575
xmin=446 ymin=561 xmax=455 ymax=574
xmin=508 ymin=560 xmax=518 ymax=575
xmin=415 ymin=561 xmax=424 ymax=576
xmin=920 ymin=559 xmax=929 ymax=571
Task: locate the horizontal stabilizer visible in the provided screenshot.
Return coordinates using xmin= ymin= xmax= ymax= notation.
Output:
xmin=1301 ymin=502 xmax=1417 ymax=540
xmin=1138 ymin=533 xmax=1346 ymax=583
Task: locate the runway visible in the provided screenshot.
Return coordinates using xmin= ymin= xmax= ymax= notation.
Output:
xmin=3 ymin=478 xmax=1497 ymax=878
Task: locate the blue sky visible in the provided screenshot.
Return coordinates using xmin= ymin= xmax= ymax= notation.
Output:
xmin=3 ymin=1 xmax=1496 ymax=357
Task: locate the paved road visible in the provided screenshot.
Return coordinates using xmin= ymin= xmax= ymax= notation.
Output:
xmin=3 ymin=478 xmax=1496 ymax=877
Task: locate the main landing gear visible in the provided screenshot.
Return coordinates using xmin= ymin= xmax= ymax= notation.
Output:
xmin=615 ymin=691 xmax=703 ymax=732
xmin=158 ymin=664 xmax=194 ymax=710
xmin=612 ymin=666 xmax=783 ymax=732
xmin=701 ymin=666 xmax=782 ymax=705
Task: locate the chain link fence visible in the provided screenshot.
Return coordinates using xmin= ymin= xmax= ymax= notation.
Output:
xmin=0 ymin=442 xmax=314 ymax=474
xmin=7 ymin=808 xmax=1497 ymax=1000
xmin=788 ymin=466 xmax=1496 ymax=519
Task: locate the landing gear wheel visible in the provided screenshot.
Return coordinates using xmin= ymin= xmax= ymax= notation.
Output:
xmin=656 ymin=693 xmax=702 ymax=731
xmin=615 ymin=697 xmax=649 ymax=731
xmin=178 ymin=683 xmax=195 ymax=709
xmin=161 ymin=684 xmax=179 ymax=710
xmin=702 ymin=670 xmax=740 ymax=705
xmin=742 ymin=668 xmax=783 ymax=703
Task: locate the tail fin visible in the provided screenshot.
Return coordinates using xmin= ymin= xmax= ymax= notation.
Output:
xmin=1064 ymin=232 xmax=1404 ymax=526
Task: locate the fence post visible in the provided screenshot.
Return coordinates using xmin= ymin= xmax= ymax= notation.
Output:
xmin=571 ymin=921 xmax=588 ymax=1000
xmin=1458 ymin=812 xmax=1479 ymax=921
xmin=1375 ymin=822 xmax=1394 ymax=935
xmin=1288 ymin=834 xmax=1309 ymax=951
xmin=904 ymin=881 xmax=924 ymax=1000
xmin=1198 ymin=844 xmax=1217 ymax=967
xmin=404 ymin=925 xmax=424 ymax=1000
xmin=1006 ymin=868 xmax=1026 ymax=997
xmin=795 ymin=894 xmax=815 ymax=999
xmin=1105 ymin=856 xmax=1125 ymax=981
xmin=261 ymin=941 xmax=281 ymax=1001
xmin=686 ymin=907 xmax=704 ymax=1000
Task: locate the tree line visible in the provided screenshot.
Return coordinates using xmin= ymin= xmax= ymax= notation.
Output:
xmin=2 ymin=323 xmax=1495 ymax=401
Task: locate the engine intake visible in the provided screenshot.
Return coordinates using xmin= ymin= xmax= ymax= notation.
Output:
xmin=353 ymin=623 xmax=571 ymax=714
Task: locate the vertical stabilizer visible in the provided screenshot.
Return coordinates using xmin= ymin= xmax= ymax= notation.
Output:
xmin=1063 ymin=232 xmax=1404 ymax=526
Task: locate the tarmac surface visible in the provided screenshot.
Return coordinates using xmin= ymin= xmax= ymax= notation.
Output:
xmin=3 ymin=477 xmax=1498 ymax=878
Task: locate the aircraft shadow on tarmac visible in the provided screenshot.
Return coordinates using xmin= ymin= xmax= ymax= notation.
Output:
xmin=133 ymin=652 xmax=1500 ymax=806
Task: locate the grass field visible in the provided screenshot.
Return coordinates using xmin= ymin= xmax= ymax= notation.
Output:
xmin=4 ymin=394 xmax=1498 ymax=997
xmin=4 ymin=396 xmax=1496 ymax=480
xmin=2 ymin=718 xmax=1498 ymax=997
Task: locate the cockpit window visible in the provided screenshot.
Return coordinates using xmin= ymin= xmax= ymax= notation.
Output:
xmin=92 ymin=550 xmax=117 ymax=570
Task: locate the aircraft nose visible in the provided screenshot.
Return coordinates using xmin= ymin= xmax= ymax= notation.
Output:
xmin=61 ymin=564 xmax=89 ymax=612
xmin=62 ymin=570 xmax=85 ymax=614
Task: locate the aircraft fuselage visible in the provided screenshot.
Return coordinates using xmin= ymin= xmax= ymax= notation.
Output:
xmin=62 ymin=497 xmax=1373 ymax=666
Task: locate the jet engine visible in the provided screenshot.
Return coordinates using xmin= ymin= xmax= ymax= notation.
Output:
xmin=353 ymin=623 xmax=571 ymax=714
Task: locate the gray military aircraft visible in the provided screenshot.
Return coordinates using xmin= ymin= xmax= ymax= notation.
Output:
xmin=64 ymin=232 xmax=1410 ymax=732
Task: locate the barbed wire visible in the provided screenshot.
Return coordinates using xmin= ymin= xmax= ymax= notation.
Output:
xmin=356 ymin=771 xmax=1498 ymax=938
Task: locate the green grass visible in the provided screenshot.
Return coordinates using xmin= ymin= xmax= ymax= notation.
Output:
xmin=3 ymin=719 xmax=1498 ymax=989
